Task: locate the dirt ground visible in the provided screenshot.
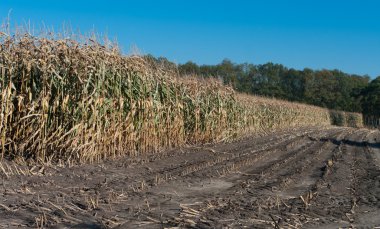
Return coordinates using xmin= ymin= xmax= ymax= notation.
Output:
xmin=0 ymin=126 xmax=379 ymax=228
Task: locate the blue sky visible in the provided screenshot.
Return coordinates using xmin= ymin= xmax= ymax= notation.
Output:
xmin=1 ymin=0 xmax=379 ymax=77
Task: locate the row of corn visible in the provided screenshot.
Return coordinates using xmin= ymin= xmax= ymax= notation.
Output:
xmin=0 ymin=34 xmax=363 ymax=163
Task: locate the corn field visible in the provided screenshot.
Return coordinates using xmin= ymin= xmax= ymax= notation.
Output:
xmin=0 ymin=33 xmax=363 ymax=163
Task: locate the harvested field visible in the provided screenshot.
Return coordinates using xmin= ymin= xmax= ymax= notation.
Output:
xmin=0 ymin=126 xmax=379 ymax=228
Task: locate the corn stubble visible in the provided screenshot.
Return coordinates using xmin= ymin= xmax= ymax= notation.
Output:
xmin=0 ymin=33 xmax=363 ymax=163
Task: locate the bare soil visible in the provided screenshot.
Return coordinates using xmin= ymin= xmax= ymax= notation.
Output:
xmin=0 ymin=126 xmax=379 ymax=228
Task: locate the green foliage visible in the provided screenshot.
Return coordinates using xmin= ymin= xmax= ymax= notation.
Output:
xmin=361 ymin=77 xmax=380 ymax=126
xmin=178 ymin=60 xmax=370 ymax=113
xmin=362 ymin=76 xmax=380 ymax=115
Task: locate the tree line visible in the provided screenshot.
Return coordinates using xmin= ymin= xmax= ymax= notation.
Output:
xmin=145 ymin=56 xmax=379 ymax=124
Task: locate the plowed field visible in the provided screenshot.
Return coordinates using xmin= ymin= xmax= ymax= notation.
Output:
xmin=1 ymin=126 xmax=379 ymax=228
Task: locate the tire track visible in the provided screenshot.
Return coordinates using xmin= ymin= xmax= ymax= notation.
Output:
xmin=2 ymin=126 xmax=380 ymax=229
xmin=240 ymin=128 xmax=344 ymax=189
xmin=301 ymin=128 xmax=372 ymax=227
xmin=125 ymin=127 xmax=333 ymax=191
xmin=169 ymin=128 xmax=379 ymax=229
xmin=164 ymin=128 xmax=347 ymax=228
xmin=350 ymin=129 xmax=380 ymax=227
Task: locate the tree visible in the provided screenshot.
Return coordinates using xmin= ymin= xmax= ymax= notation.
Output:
xmin=178 ymin=61 xmax=200 ymax=75
xmin=362 ymin=76 xmax=380 ymax=118
xmin=153 ymin=54 xmax=371 ymax=113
